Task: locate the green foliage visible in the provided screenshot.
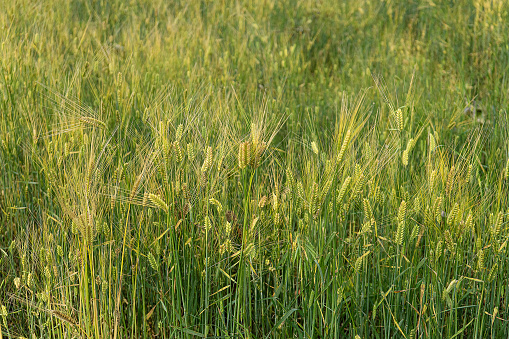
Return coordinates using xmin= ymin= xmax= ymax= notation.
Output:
xmin=1 ymin=0 xmax=508 ymax=338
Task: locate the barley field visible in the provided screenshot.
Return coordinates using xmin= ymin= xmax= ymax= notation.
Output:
xmin=1 ymin=0 xmax=509 ymax=338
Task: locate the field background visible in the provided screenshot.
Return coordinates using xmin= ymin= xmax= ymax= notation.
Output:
xmin=1 ymin=0 xmax=508 ymax=338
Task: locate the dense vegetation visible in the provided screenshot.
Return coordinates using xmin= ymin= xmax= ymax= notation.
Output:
xmin=1 ymin=0 xmax=508 ymax=338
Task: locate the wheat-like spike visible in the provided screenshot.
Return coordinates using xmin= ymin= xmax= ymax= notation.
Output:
xmin=442 ymin=279 xmax=458 ymax=308
xmin=249 ymin=217 xmax=260 ymax=238
xmin=429 ymin=133 xmax=436 ymax=154
xmin=175 ymin=124 xmax=184 ymax=141
xmin=475 ymin=236 xmax=482 ymax=251
xmin=297 ymin=181 xmax=305 ymax=200
xmin=402 ymin=150 xmax=409 ymax=167
xmin=209 ymin=198 xmax=223 ymax=213
xmin=174 ymin=172 xmax=181 ymax=195
xmin=363 ymin=198 xmax=374 ymax=221
xmin=446 ymin=166 xmax=455 ymax=195
xmin=64 ymin=142 xmax=69 ymax=157
xmin=274 ymin=212 xmax=281 ymax=225
xmin=44 ymin=265 xmax=52 ymax=281
xmin=272 ymin=192 xmax=279 ymax=212
xmin=147 ymin=252 xmax=159 ymax=271
xmin=311 ymin=141 xmax=319 ymax=155
xmin=402 ymin=138 xmax=414 ymax=167
xmin=352 ymin=173 xmax=365 ymax=201
xmin=477 ymin=249 xmax=484 ymax=270
xmin=395 ymin=108 xmax=404 ymax=131
xmin=310 ymin=182 xmax=319 ymax=215
xmin=434 ymin=196 xmax=443 ymax=222
xmin=78 ymin=116 xmax=106 ymax=129
xmin=337 ymin=176 xmax=351 ymax=203
xmin=318 ymin=179 xmax=333 ymax=207
xmin=244 ymin=141 xmax=252 ymax=167
xmin=488 ymin=263 xmax=498 ymax=283
xmin=435 ymin=240 xmax=443 ymax=261
xmin=187 ymin=142 xmax=195 ymax=162
xmin=465 ymin=213 xmax=474 ymax=232
xmin=466 ymin=164 xmax=473 ymax=182
xmin=413 ymin=196 xmax=421 ymax=214
xmin=337 ymin=129 xmax=351 ymax=163
xmin=14 ymin=277 xmax=21 ymax=289
xmin=57 ymin=245 xmax=63 ymax=257
xmin=130 ymin=173 xmax=143 ymax=201
xmin=489 ymin=212 xmax=495 ymax=227
xmin=410 ymin=224 xmax=420 ymax=241
xmin=445 ymin=279 xmax=459 ymax=295
xmin=258 ymin=195 xmax=268 ymax=208
xmin=354 ymin=251 xmax=370 ymax=272
xmin=221 ymin=238 xmax=233 ymax=254
xmin=163 ymin=136 xmax=171 ymax=168
xmin=27 ymin=272 xmax=33 ymax=288
xmin=102 ymin=280 xmax=108 ymax=296
xmin=444 ymin=230 xmax=455 ymax=253
xmin=182 ymin=183 xmax=190 ymax=201
xmin=447 ymin=203 xmax=459 ymax=227
xmin=201 ymin=146 xmax=213 ymax=172
xmin=158 ymin=120 xmax=165 ymax=138
xmin=492 ymin=211 xmax=503 ymax=238
xmin=505 ymin=159 xmax=509 ymax=180
xmin=238 ymin=142 xmax=247 ymax=169
xmin=364 ymin=141 xmax=373 ymax=161
xmin=354 ymin=256 xmax=363 ymax=273
xmin=148 ymin=194 xmax=168 ymax=213
xmin=253 ymin=141 xmax=266 ymax=168
xmin=243 ymin=242 xmax=256 ymax=258
xmin=52 ymin=310 xmax=77 ymax=325
xmin=173 ymin=141 xmax=183 ymax=162
xmin=409 ymin=138 xmax=415 ymax=149
xmin=117 ymin=71 xmax=123 ymax=86
xmin=204 ymin=216 xmax=212 ymax=232
xmin=225 ymin=238 xmax=233 ymax=254
xmin=429 ymin=169 xmax=437 ymax=192
xmin=395 ymin=200 xmax=407 ymax=245
xmin=286 ymin=167 xmax=295 ymax=187
xmin=361 ymin=219 xmax=373 ymax=234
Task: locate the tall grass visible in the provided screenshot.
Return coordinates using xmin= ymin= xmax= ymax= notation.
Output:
xmin=1 ymin=0 xmax=508 ymax=338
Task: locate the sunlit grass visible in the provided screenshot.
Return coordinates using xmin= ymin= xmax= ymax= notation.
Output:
xmin=1 ymin=0 xmax=508 ymax=338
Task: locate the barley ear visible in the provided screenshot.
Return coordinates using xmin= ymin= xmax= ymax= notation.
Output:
xmin=148 ymin=194 xmax=168 ymax=213
xmin=337 ymin=129 xmax=351 ymax=163
xmin=395 ymin=200 xmax=406 ymax=245
xmin=505 ymin=159 xmax=509 ymax=179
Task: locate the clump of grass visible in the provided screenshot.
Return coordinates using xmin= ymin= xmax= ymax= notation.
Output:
xmin=1 ymin=0 xmax=509 ymax=338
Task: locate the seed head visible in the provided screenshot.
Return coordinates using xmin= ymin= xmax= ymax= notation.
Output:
xmin=175 ymin=124 xmax=184 ymax=141
xmin=395 ymin=108 xmax=404 ymax=131
xmin=337 ymin=129 xmax=351 ymax=163
xmin=209 ymin=198 xmax=223 ymax=213
xmin=201 ymin=146 xmax=213 ymax=172
xmin=311 ymin=141 xmax=319 ymax=155
xmin=148 ymin=252 xmax=159 ymax=272
xmin=187 ymin=143 xmax=195 ymax=161
xmin=238 ymin=142 xmax=248 ymax=169
xmin=395 ymin=200 xmax=407 ymax=245
xmin=148 ymin=194 xmax=168 ymax=213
